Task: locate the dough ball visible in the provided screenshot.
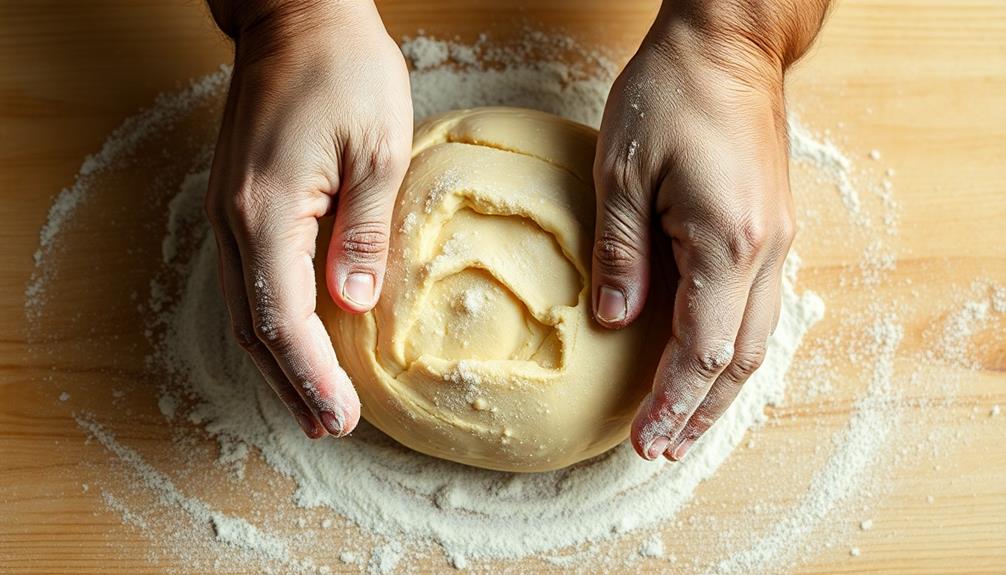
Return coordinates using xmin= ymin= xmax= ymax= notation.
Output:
xmin=317 ymin=107 xmax=665 ymax=472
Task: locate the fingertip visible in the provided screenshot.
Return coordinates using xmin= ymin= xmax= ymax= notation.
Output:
xmin=294 ymin=411 xmax=326 ymax=439
xmin=326 ymin=260 xmax=385 ymax=314
xmin=594 ymin=284 xmax=627 ymax=327
xmin=646 ymin=437 xmax=671 ymax=461
xmin=319 ymin=404 xmax=361 ymax=438
xmin=316 ymin=365 xmax=362 ymax=438
xmin=323 ymin=222 xmax=388 ymax=314
xmin=666 ymin=436 xmax=695 ymax=461
xmin=319 ymin=411 xmax=348 ymax=437
xmin=594 ymin=283 xmax=652 ymax=329
xmin=590 ymin=154 xmax=652 ymax=329
xmin=342 ymin=271 xmax=378 ymax=310
xmin=629 ymin=396 xmax=666 ymax=461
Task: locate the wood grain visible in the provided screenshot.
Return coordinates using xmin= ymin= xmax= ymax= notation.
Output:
xmin=1 ymin=1 xmax=1004 ymax=573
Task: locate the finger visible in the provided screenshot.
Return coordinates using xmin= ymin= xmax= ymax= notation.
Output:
xmin=326 ymin=136 xmax=411 ymax=314
xmin=590 ymin=139 xmax=653 ymax=329
xmin=207 ymin=217 xmax=325 ymax=439
xmin=665 ymin=260 xmax=782 ymax=461
xmin=231 ymin=188 xmax=362 ymax=438
xmin=630 ymin=236 xmax=757 ymax=460
xmin=203 ymin=83 xmax=325 ymax=437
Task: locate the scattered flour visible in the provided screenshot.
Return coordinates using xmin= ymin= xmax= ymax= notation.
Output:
xmin=124 ymin=34 xmax=830 ymax=572
xmin=76 ymin=416 xmax=302 ymax=568
xmin=788 ymin=116 xmax=875 ymax=228
xmin=26 ymin=30 xmax=998 ymax=575
xmin=24 ymin=66 xmax=232 ymax=319
xmin=639 ymin=534 xmax=665 ymax=558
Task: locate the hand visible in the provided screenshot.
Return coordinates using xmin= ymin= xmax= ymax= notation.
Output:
xmin=592 ymin=3 xmax=828 ymax=461
xmin=204 ymin=1 xmax=413 ymax=438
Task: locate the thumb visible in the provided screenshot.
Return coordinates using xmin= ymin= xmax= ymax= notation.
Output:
xmin=591 ymin=143 xmax=653 ymax=329
xmin=327 ymin=142 xmax=410 ymax=313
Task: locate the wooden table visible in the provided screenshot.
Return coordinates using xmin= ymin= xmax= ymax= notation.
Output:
xmin=2 ymin=1 xmax=1004 ymax=573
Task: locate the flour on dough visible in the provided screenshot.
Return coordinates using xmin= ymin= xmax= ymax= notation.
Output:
xmin=317 ymin=107 xmax=669 ymax=472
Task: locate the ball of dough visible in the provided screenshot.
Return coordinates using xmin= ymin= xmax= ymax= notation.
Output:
xmin=317 ymin=107 xmax=665 ymax=472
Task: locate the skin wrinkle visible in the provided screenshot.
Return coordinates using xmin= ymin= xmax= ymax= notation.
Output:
xmin=340 ymin=223 xmax=390 ymax=263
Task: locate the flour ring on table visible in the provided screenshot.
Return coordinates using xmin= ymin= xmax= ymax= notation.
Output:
xmin=317 ymin=106 xmax=668 ymax=472
xmin=34 ymin=32 xmax=836 ymax=569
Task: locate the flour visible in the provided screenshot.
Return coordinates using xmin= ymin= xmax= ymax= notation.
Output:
xmin=788 ymin=117 xmax=863 ymax=220
xmin=77 ymin=415 xmax=305 ymax=569
xmin=24 ymin=66 xmax=231 ymax=319
xmin=27 ymin=31 xmax=992 ymax=575
xmin=639 ymin=534 xmax=665 ymax=558
xmin=129 ymin=34 xmax=829 ymax=571
xmin=714 ymin=315 xmax=902 ymax=574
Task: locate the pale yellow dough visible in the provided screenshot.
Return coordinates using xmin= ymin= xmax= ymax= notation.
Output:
xmin=317 ymin=107 xmax=664 ymax=472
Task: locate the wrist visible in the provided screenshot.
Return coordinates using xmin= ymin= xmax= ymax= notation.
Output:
xmin=650 ymin=0 xmax=829 ymax=81
xmin=210 ymin=1 xmax=385 ymax=69
xmin=210 ymin=0 xmax=360 ymax=39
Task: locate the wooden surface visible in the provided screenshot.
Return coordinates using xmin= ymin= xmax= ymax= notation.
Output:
xmin=1 ymin=1 xmax=1005 ymax=573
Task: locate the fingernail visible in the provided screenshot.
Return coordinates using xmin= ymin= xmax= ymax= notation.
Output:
xmin=295 ymin=412 xmax=320 ymax=438
xmin=670 ymin=438 xmax=695 ymax=461
xmin=596 ymin=285 xmax=626 ymax=324
xmin=646 ymin=436 xmax=670 ymax=460
xmin=343 ymin=272 xmax=376 ymax=307
xmin=320 ymin=411 xmax=347 ymax=437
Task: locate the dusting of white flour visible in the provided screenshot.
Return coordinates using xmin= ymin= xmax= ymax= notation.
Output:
xmin=26 ymin=31 xmax=1001 ymax=575
xmin=143 ymin=164 xmax=822 ymax=571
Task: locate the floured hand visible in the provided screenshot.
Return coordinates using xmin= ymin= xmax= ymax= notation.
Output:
xmin=591 ymin=0 xmax=830 ymax=461
xmin=204 ymin=0 xmax=412 ymax=438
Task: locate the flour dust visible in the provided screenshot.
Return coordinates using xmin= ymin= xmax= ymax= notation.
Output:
xmin=25 ymin=31 xmax=1004 ymax=575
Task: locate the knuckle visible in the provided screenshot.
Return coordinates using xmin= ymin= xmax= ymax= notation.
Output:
xmin=724 ymin=216 xmax=768 ymax=264
xmin=226 ymin=187 xmax=268 ymax=233
xmin=598 ymin=159 xmax=648 ymax=213
xmin=687 ymin=411 xmax=717 ymax=433
xmin=687 ymin=341 xmax=736 ymax=379
xmin=726 ymin=341 xmax=768 ymax=381
xmin=367 ymin=131 xmax=408 ymax=174
xmin=776 ymin=213 xmax=797 ymax=248
xmin=224 ymin=175 xmax=286 ymax=235
xmin=340 ymin=222 xmax=390 ymax=264
xmin=593 ymin=230 xmax=644 ymax=276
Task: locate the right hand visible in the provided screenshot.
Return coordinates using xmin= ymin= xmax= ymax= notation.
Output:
xmin=204 ymin=1 xmax=413 ymax=438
